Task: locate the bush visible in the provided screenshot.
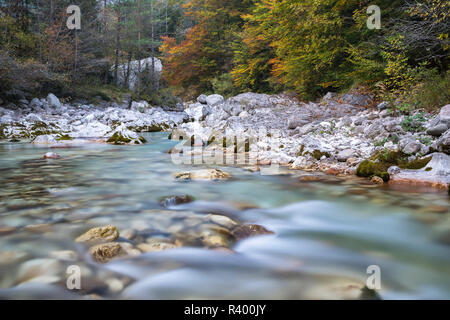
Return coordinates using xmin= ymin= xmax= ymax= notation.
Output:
xmin=211 ymin=73 xmax=238 ymax=98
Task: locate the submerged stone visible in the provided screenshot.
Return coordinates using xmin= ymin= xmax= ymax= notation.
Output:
xmin=174 ymin=169 xmax=231 ymax=181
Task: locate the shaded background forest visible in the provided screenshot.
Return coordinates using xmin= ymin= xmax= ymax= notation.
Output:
xmin=0 ymin=0 xmax=449 ymax=110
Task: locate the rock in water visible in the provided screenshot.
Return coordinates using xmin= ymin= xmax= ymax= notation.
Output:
xmin=231 ymin=224 xmax=274 ymax=240
xmin=159 ymin=195 xmax=194 ymax=207
xmin=75 ymin=225 xmax=119 ymax=244
xmin=43 ymin=152 xmax=61 ymax=159
xmin=371 ymin=176 xmax=384 ymax=185
xmin=174 ymin=169 xmax=231 ymax=181
xmin=137 ymin=242 xmax=178 ymax=253
xmin=89 ymin=242 xmax=124 ymax=263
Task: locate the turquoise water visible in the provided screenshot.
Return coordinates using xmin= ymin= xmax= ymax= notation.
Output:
xmin=0 ymin=133 xmax=449 ymax=299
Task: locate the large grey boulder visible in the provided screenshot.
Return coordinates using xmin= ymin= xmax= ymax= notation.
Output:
xmin=184 ymin=103 xmax=211 ymax=122
xmin=197 ymin=94 xmax=208 ymax=104
xmin=399 ymin=137 xmax=422 ymax=155
xmin=427 ymin=123 xmax=448 ymax=137
xmin=287 ymin=114 xmax=310 ymax=130
xmin=364 ymin=121 xmax=384 ymax=139
xmin=339 ymin=93 xmax=372 ymax=106
xmin=113 ymin=57 xmax=163 ymax=90
xmin=439 ymin=104 xmax=450 ymax=126
xmin=228 ymin=92 xmax=272 ymax=109
xmin=46 ymin=94 xmax=61 ymax=109
xmin=390 ymin=153 xmax=450 ymax=188
xmin=206 ymin=94 xmax=224 ymax=107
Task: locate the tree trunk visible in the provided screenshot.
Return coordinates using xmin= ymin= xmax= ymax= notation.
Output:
xmin=114 ymin=0 xmax=121 ymax=86
xmin=137 ymin=0 xmax=141 ymax=98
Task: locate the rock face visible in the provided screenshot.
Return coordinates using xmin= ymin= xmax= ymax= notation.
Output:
xmin=113 ymin=57 xmax=163 ymax=90
xmin=75 ymin=225 xmax=119 ymax=244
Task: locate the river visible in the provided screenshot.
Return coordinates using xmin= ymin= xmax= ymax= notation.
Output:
xmin=0 ymin=133 xmax=449 ymax=299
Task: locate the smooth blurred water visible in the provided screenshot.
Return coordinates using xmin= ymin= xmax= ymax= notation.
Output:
xmin=0 ymin=133 xmax=449 ymax=299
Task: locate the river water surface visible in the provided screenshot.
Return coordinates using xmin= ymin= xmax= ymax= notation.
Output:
xmin=0 ymin=133 xmax=449 ymax=299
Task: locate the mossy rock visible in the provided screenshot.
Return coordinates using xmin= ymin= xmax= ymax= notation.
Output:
xmin=107 ymin=132 xmax=132 ymax=145
xmin=310 ymin=149 xmax=330 ymax=160
xmin=398 ymin=156 xmax=432 ymax=170
xmin=356 ymin=160 xmax=390 ymax=182
xmin=370 ymin=150 xmax=432 ymax=170
xmin=56 ymin=134 xmax=73 ymax=141
xmin=30 ymin=121 xmax=48 ymax=131
xmin=0 ymin=125 xmax=7 ymax=139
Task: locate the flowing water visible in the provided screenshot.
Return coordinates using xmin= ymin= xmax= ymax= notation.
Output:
xmin=0 ymin=133 xmax=449 ymax=299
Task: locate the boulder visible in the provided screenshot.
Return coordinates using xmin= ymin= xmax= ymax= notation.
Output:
xmin=337 ymin=149 xmax=355 ymax=162
xmin=287 ymin=114 xmax=310 ymax=130
xmin=399 ymin=138 xmax=422 ymax=155
xmin=206 ymin=94 xmax=224 ymax=107
xmin=377 ymin=101 xmax=389 ymax=110
xmin=389 ymin=153 xmax=450 ymax=188
xmin=427 ymin=123 xmax=448 ymax=137
xmin=436 ymin=129 xmax=450 ymax=154
xmin=25 ymin=113 xmax=43 ymax=123
xmin=130 ymin=101 xmax=149 ymax=113
xmin=339 ymin=93 xmax=372 ymax=106
xmin=184 ymin=103 xmax=211 ymax=122
xmin=197 ymin=94 xmax=208 ymax=104
xmin=323 ymin=92 xmax=337 ymax=101
xmin=46 ymin=94 xmax=61 ymax=109
xmin=439 ymin=105 xmax=450 ymax=126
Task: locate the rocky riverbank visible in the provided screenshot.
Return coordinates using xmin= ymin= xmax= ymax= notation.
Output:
xmin=0 ymin=91 xmax=449 ymax=189
xmin=175 ymin=92 xmax=450 ymax=189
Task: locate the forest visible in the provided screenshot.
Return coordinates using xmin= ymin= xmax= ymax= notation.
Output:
xmin=0 ymin=0 xmax=448 ymax=110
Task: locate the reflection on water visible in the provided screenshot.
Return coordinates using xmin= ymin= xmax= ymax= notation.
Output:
xmin=0 ymin=133 xmax=449 ymax=299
